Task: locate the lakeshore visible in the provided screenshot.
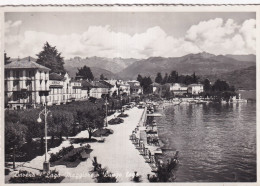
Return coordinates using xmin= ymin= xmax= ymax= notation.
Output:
xmin=5 ymin=107 xmax=153 ymax=183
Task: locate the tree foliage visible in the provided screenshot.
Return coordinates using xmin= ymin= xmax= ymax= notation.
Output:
xmin=36 ymin=42 xmax=66 ymax=74
xmin=155 ymin=73 xmax=163 ymax=84
xmin=76 ymin=65 xmax=94 ymax=81
xmin=4 ymin=52 xmax=12 ymax=65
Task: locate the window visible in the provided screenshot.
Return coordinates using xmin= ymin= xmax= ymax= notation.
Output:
xmin=15 ymin=71 xmax=19 ymax=78
xmin=5 ymin=71 xmax=10 ymax=78
xmin=13 ymin=80 xmax=19 ymax=87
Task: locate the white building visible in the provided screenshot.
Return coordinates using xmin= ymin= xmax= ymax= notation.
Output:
xmin=187 ymin=84 xmax=204 ymax=95
xmin=5 ymin=59 xmax=50 ymax=109
xmin=170 ymin=83 xmax=188 ymax=96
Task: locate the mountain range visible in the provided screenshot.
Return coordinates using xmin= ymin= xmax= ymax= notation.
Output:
xmin=10 ymin=52 xmax=256 ymax=90
xmin=117 ymin=52 xmax=256 ymax=79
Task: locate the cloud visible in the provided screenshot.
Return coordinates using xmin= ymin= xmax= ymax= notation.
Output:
xmin=5 ymin=20 xmax=22 ymax=33
xmin=5 ymin=18 xmax=256 ymax=59
xmin=185 ymin=18 xmax=255 ymax=55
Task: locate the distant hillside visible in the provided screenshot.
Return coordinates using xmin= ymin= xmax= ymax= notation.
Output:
xmin=65 ymin=66 xmax=118 ymax=80
xmin=117 ymin=52 xmax=256 ymax=80
xmin=64 ymin=56 xmax=137 ymax=74
xmin=202 ymin=66 xmax=256 ymax=90
xmin=226 ymin=54 xmax=256 ymax=62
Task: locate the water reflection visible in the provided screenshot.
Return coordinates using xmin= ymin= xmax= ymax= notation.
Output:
xmin=156 ymin=102 xmax=256 ymax=182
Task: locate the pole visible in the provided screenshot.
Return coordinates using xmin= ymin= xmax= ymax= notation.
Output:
xmin=44 ymin=104 xmax=47 ymax=162
xmin=105 ymin=97 xmax=108 ymax=127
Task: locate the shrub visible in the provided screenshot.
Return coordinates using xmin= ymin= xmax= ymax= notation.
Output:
xmin=108 ymin=118 xmax=124 ymax=125
xmin=92 ymin=157 xmax=117 ymax=183
xmin=117 ymin=113 xmax=129 ymax=118
xmin=49 ymin=145 xmax=74 ymax=162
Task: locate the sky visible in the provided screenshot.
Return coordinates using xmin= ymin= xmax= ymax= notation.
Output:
xmin=5 ymin=12 xmax=256 ymax=59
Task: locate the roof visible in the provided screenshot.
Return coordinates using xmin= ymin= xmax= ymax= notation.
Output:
xmin=49 ymin=73 xmax=64 ymax=81
xmin=131 ymin=85 xmax=142 ymax=89
xmin=100 ymin=80 xmax=114 ymax=88
xmin=188 ymin=84 xmax=203 ymax=87
xmin=151 ymin=82 xmax=161 ymax=87
xmin=93 ymin=81 xmax=110 ymax=88
xmin=5 ymin=59 xmax=50 ymax=71
xmin=172 ymin=83 xmax=187 ymax=87
xmin=81 ymin=80 xmax=95 ymax=89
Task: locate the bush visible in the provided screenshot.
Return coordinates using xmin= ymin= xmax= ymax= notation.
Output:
xmin=117 ymin=113 xmax=129 ymax=118
xmin=92 ymin=158 xmax=117 ymax=183
xmin=9 ymin=169 xmax=64 ymax=183
xmin=108 ymin=118 xmax=124 ymax=125
xmin=93 ymin=128 xmax=114 ymax=137
xmin=49 ymin=145 xmax=74 ymax=162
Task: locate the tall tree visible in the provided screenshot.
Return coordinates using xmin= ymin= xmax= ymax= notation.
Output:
xmin=36 ymin=42 xmax=66 ymax=74
xmin=155 ymin=72 xmax=163 ymax=84
xmin=4 ymin=52 xmax=12 ymax=65
xmin=168 ymin=71 xmax=178 ymax=83
xmin=100 ymin=74 xmax=107 ymax=80
xmin=192 ymin=72 xmax=199 ymax=84
xmin=137 ymin=74 xmax=143 ymax=84
xmin=76 ymin=66 xmax=94 ymax=80
xmin=212 ymin=79 xmax=230 ymax=92
xmin=5 ymin=121 xmax=27 ymax=170
xmin=162 ymin=73 xmax=169 ymax=84
xmin=141 ymin=76 xmax=153 ymax=94
xmin=203 ymin=79 xmax=211 ymax=92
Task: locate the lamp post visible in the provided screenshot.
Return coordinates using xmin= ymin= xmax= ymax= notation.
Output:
xmin=37 ymin=103 xmax=51 ymax=172
xmin=104 ymin=97 xmax=108 ymax=127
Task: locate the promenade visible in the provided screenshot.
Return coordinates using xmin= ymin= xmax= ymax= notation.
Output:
xmin=6 ymin=107 xmax=152 ymax=183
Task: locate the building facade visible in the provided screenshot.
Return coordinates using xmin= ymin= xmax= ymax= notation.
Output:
xmin=5 ymin=59 xmax=50 ymax=109
xmin=187 ymin=84 xmax=204 ymax=95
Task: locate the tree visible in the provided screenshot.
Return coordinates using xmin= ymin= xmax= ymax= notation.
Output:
xmin=141 ymin=76 xmax=153 ymax=94
xmin=5 ymin=121 xmax=27 ymax=170
xmin=77 ymin=110 xmax=104 ymax=139
xmin=162 ymin=73 xmax=169 ymax=84
xmin=36 ymin=42 xmax=66 ymax=74
xmin=137 ymin=74 xmax=143 ymax=84
xmin=155 ymin=72 xmax=163 ymax=84
xmin=76 ymin=66 xmax=94 ymax=80
xmin=4 ymin=52 xmax=12 ymax=65
xmin=192 ymin=72 xmax=199 ymax=84
xmin=100 ymin=74 xmax=107 ymax=80
xmin=168 ymin=71 xmax=178 ymax=83
xmin=203 ymin=79 xmax=211 ymax=92
xmin=212 ymin=79 xmax=230 ymax=92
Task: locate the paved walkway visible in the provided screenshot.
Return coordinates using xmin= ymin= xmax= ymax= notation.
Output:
xmin=6 ymin=107 xmax=152 ymax=183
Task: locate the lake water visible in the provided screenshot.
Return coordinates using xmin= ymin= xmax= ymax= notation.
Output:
xmin=156 ymin=102 xmax=256 ymax=182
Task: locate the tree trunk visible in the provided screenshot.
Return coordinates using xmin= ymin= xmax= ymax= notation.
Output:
xmin=51 ymin=135 xmax=54 ymax=145
xmin=12 ymin=145 xmax=16 ymax=170
xmin=88 ymin=130 xmax=92 ymax=140
xmin=59 ymin=132 xmax=62 ymax=142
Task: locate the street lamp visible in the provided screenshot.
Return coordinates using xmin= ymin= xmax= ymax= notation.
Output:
xmin=104 ymin=97 xmax=109 ymax=127
xmin=37 ymin=103 xmax=52 ymax=172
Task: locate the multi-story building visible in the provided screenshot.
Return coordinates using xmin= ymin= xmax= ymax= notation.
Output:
xmin=5 ymin=59 xmax=50 ymax=109
xmin=71 ymin=80 xmax=84 ymax=101
xmin=105 ymin=79 xmax=119 ymax=97
xmin=170 ymin=83 xmax=188 ymax=96
xmin=48 ymin=73 xmax=64 ymax=105
xmin=187 ymin=84 xmax=204 ymax=95
xmin=117 ymin=80 xmax=130 ymax=96
xmin=127 ymin=80 xmax=143 ymax=95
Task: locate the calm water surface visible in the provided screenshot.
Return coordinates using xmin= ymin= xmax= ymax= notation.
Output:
xmin=156 ymin=102 xmax=256 ymax=182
